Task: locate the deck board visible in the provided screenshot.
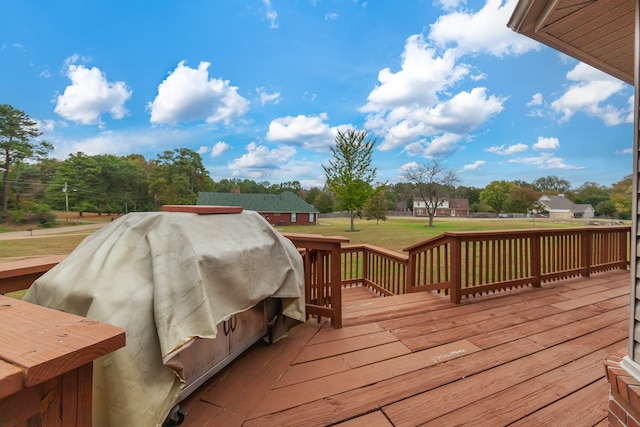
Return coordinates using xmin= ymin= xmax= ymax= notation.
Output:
xmin=180 ymin=270 xmax=629 ymax=426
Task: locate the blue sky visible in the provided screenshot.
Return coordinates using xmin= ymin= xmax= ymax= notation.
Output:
xmin=1 ymin=0 xmax=634 ymax=190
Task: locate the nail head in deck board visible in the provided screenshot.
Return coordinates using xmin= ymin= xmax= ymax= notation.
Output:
xmin=0 ymin=295 xmax=125 ymax=387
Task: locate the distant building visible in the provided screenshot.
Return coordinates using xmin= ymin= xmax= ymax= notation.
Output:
xmin=537 ymin=194 xmax=595 ymax=220
xmin=412 ymin=198 xmax=470 ymax=218
xmin=197 ymin=191 xmax=319 ymax=225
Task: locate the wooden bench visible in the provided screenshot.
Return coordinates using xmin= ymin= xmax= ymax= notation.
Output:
xmin=0 ymin=255 xmax=66 ymax=294
xmin=0 ymin=295 xmax=125 ymax=426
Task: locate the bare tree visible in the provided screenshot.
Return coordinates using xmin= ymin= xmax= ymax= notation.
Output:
xmin=402 ymin=161 xmax=459 ymax=227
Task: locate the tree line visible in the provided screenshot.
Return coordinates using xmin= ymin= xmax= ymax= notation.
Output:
xmin=0 ymin=104 xmax=632 ymax=226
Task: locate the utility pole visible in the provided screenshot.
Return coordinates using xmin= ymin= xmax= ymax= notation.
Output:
xmin=63 ymin=182 xmax=69 ymax=222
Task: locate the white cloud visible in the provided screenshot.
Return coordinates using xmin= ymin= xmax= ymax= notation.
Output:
xmin=263 ymin=0 xmax=278 ymax=29
xmin=54 ymin=64 xmax=131 ymax=126
xmin=527 ymin=93 xmax=543 ymax=106
xmin=211 ymin=141 xmax=231 ymax=157
xmin=461 ymin=160 xmax=485 ymax=171
xmin=148 ymin=61 xmax=249 ymax=126
xmin=508 ymin=152 xmax=583 ymax=170
xmin=228 ymin=142 xmax=296 ymax=178
xmin=256 ymin=87 xmax=281 ymax=105
xmin=371 ymin=87 xmax=504 ymax=152
xmin=360 ymin=30 xmax=505 ymax=155
xmin=266 ymin=113 xmax=340 ymax=150
xmin=325 ymin=12 xmax=339 ymax=21
xmin=361 ymin=34 xmax=469 ymax=113
xmin=486 ymin=143 xmax=528 ymax=155
xmin=429 ymin=0 xmax=540 ymax=57
xmin=551 ymin=62 xmax=630 ymax=125
xmin=617 ymin=148 xmax=633 ymax=155
xmin=197 ymin=146 xmax=209 ymax=155
xmin=532 ymin=136 xmax=559 ymax=150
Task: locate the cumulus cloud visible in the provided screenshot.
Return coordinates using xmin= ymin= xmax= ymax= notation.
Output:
xmin=361 ymin=34 xmax=469 ymax=113
xmin=325 ymin=12 xmax=339 ymax=21
xmin=429 ymin=0 xmax=539 ymax=57
xmin=461 ymin=160 xmax=485 ymax=171
xmin=54 ymin=64 xmax=131 ymax=126
xmin=551 ymin=62 xmax=630 ymax=125
xmin=266 ymin=113 xmax=341 ymax=150
xmin=509 ymin=152 xmax=583 ymax=170
xmin=148 ymin=61 xmax=249 ymax=126
xmin=256 ymin=87 xmax=281 ymax=105
xmin=360 ymin=15 xmax=512 ymax=157
xmin=486 ymin=143 xmax=528 ymax=155
xmin=228 ymin=142 xmax=296 ymax=178
xmin=211 ymin=141 xmax=231 ymax=157
xmin=532 ymin=136 xmax=559 ymax=150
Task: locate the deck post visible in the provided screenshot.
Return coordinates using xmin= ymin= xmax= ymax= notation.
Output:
xmin=530 ymin=233 xmax=541 ymax=288
xmin=581 ymin=229 xmax=592 ymax=277
xmin=331 ymin=244 xmax=342 ymax=328
xmin=450 ymin=236 xmax=461 ymax=304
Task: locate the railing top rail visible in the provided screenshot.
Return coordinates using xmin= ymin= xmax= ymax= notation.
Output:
xmin=402 ymin=225 xmax=630 ymax=252
xmin=341 ymin=243 xmax=409 ymax=263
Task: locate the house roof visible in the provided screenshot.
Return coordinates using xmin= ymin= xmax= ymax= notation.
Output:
xmin=508 ymin=0 xmax=634 ymax=85
xmin=196 ymin=191 xmax=319 ymax=213
xmin=539 ymin=195 xmax=593 ymax=213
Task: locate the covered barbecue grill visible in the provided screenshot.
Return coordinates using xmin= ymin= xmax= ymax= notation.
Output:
xmin=23 ymin=206 xmax=305 ymax=427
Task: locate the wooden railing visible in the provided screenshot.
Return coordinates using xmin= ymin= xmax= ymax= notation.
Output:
xmin=341 ymin=244 xmax=408 ymax=296
xmin=404 ymin=226 xmax=630 ymax=303
xmin=281 ymin=233 xmax=349 ymax=328
xmin=2 ymin=226 xmax=630 ymax=329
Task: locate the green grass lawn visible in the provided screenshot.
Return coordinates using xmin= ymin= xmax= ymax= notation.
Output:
xmin=277 ymin=216 xmax=583 ymax=253
xmin=0 ymin=214 xmax=612 ymax=261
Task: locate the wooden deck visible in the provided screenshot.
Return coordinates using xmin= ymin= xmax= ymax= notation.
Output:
xmin=179 ymin=270 xmax=629 ymax=426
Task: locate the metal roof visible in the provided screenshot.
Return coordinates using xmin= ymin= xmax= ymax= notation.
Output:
xmin=196 ymin=191 xmax=319 ymax=213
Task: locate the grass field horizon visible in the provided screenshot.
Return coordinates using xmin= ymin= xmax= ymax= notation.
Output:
xmin=1 ymin=213 xmax=626 ymax=260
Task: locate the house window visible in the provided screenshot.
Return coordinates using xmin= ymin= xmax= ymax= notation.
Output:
xmin=291 ymin=212 xmax=297 ymax=223
xmin=309 ymin=213 xmax=315 ymax=223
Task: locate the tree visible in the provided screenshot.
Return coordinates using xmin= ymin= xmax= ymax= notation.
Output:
xmin=504 ymin=186 xmax=541 ymax=214
xmin=402 ymin=161 xmax=459 ymax=227
xmin=567 ymin=181 xmax=610 ymax=209
xmin=480 ymin=180 xmax=515 ymax=216
xmin=363 ymin=191 xmax=388 ymax=224
xmin=313 ymin=191 xmax=334 ymax=213
xmin=323 ymin=129 xmax=377 ymax=232
xmin=610 ymin=174 xmax=632 ymax=219
xmin=305 ymin=187 xmax=321 ymax=206
xmin=532 ymin=175 xmax=571 ymax=194
xmin=0 ymin=104 xmax=53 ymax=219
xmin=149 ymin=148 xmax=214 ymax=206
